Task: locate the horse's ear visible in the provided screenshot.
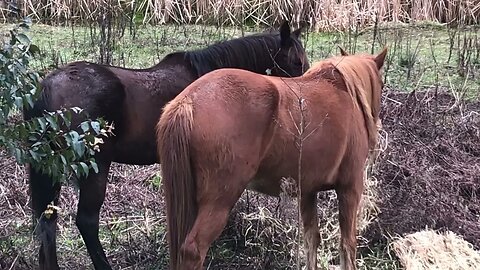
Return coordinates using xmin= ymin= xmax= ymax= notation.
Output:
xmin=280 ymin=21 xmax=292 ymax=47
xmin=292 ymin=22 xmax=307 ymax=39
xmin=374 ymin=47 xmax=388 ymax=69
xmin=338 ymin=46 xmax=349 ymax=56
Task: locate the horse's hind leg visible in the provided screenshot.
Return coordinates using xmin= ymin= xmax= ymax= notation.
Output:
xmin=75 ymin=158 xmax=112 ymax=269
xmin=29 ymin=166 xmax=61 ymax=270
xmin=301 ymin=192 xmax=320 ymax=270
xmin=180 ymin=171 xmax=253 ymax=269
xmin=180 ymin=204 xmax=232 ymax=269
xmin=336 ymin=173 xmax=363 ymax=270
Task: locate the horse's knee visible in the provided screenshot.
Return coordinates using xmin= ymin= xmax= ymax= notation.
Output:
xmin=304 ymin=226 xmax=319 ymax=246
xmin=339 ymin=239 xmax=357 ymax=270
xmin=75 ymin=211 xmax=99 ymax=234
xmin=180 ymin=236 xmax=202 ymax=270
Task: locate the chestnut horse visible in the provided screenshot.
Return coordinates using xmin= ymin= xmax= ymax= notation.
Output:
xmin=24 ymin=21 xmax=309 ymax=270
xmin=157 ymin=49 xmax=387 ymax=270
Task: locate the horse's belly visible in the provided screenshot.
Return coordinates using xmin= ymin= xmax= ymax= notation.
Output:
xmin=247 ymin=174 xmax=299 ymax=197
xmin=247 ymin=177 xmax=281 ymax=197
xmin=112 ymin=138 xmax=158 ymax=165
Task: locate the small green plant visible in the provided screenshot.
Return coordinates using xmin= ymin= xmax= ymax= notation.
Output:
xmin=0 ymin=19 xmax=109 ymax=182
xmin=398 ymin=33 xmax=422 ymax=80
xmin=149 ymin=173 xmax=162 ymax=189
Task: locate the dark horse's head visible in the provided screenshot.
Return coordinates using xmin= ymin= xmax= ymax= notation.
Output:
xmin=269 ymin=21 xmax=310 ymax=77
xmin=185 ymin=21 xmax=309 ymax=78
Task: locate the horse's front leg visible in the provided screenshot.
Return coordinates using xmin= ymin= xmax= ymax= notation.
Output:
xmin=75 ymin=158 xmax=112 ymax=270
xmin=300 ymin=192 xmax=320 ymax=270
xmin=336 ymin=176 xmax=363 ymax=270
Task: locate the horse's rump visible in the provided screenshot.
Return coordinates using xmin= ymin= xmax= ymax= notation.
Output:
xmin=26 ymin=61 xmax=126 ymax=129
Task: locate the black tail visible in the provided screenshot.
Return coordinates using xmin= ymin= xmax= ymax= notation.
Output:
xmin=24 ymin=81 xmax=62 ymax=269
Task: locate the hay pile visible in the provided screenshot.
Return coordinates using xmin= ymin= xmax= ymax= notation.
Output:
xmin=366 ymin=87 xmax=480 ymax=249
xmin=393 ymin=230 xmax=480 ymax=270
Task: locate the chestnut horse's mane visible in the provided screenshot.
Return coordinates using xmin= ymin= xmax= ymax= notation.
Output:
xmin=305 ymin=56 xmax=382 ymax=150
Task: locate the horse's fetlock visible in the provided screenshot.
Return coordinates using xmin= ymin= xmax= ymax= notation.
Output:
xmin=43 ymin=202 xmax=61 ymax=219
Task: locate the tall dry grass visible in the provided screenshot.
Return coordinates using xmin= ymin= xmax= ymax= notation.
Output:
xmin=1 ymin=0 xmax=479 ymax=30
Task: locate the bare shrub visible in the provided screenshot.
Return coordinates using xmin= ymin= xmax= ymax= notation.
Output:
xmin=365 ymin=88 xmax=480 ymax=250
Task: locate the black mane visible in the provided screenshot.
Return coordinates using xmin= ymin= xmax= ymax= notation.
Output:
xmin=183 ymin=32 xmax=283 ymax=77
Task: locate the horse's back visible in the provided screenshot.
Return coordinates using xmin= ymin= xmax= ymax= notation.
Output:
xmin=177 ymin=69 xmax=281 ymax=172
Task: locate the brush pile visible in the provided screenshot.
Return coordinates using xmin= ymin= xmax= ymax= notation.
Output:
xmin=365 ymin=87 xmax=480 ymax=249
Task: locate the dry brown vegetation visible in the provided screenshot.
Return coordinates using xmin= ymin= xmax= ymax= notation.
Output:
xmin=365 ymin=88 xmax=480 ymax=251
xmin=1 ymin=86 xmax=479 ymax=269
xmin=0 ymin=4 xmax=479 ymax=267
xmin=1 ymin=0 xmax=480 ymax=30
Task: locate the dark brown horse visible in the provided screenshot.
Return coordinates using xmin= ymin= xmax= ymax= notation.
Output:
xmin=157 ymin=49 xmax=387 ymax=270
xmin=24 ymin=21 xmax=309 ymax=270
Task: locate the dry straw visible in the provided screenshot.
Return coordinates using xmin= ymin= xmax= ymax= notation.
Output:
xmin=393 ymin=230 xmax=480 ymax=270
xmin=2 ymin=0 xmax=479 ymax=29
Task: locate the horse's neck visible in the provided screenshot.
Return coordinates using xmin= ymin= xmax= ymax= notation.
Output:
xmin=148 ymin=52 xmax=196 ymax=75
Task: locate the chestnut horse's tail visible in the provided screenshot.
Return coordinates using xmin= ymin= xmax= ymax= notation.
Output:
xmin=156 ymin=96 xmax=196 ymax=269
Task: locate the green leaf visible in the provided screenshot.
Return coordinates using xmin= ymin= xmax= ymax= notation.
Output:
xmin=14 ymin=96 xmax=23 ymax=108
xmin=60 ymin=155 xmax=67 ymax=165
xmin=25 ymin=93 xmax=34 ymax=108
xmin=90 ymin=160 xmax=99 ymax=173
xmin=90 ymin=121 xmax=101 ymax=134
xmin=29 ymin=149 xmax=40 ymax=161
xmin=16 ymin=33 xmax=30 ymax=45
xmin=14 ymin=148 xmax=23 ymax=162
xmin=37 ymin=118 xmax=47 ymax=132
xmin=72 ymin=141 xmax=85 ymax=156
xmin=60 ymin=110 xmax=72 ymax=127
xmin=80 ymin=122 xmax=90 ymax=132
xmin=80 ymin=162 xmax=89 ymax=177
xmin=71 ymin=164 xmax=79 ymax=177
xmin=29 ymin=44 xmax=40 ymax=55
xmin=45 ymin=115 xmax=58 ymax=130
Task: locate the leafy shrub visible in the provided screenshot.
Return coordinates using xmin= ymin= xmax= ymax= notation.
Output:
xmin=0 ymin=19 xmax=109 ymax=182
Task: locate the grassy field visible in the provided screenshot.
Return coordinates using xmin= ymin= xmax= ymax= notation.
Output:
xmin=2 ymin=22 xmax=478 ymax=93
xmin=0 ymin=21 xmax=479 ymax=269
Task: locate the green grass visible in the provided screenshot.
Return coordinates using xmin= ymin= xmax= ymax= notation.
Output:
xmin=305 ymin=24 xmax=480 ymax=95
xmin=2 ymin=22 xmax=478 ymax=97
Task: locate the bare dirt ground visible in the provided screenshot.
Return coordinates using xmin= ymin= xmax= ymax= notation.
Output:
xmin=1 ymin=87 xmax=479 ymax=269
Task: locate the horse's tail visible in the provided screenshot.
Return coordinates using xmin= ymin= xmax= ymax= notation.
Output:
xmin=156 ymin=96 xmax=196 ymax=269
xmin=23 ymin=80 xmax=62 ymax=268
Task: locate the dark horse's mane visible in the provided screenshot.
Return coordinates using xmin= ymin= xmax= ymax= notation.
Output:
xmin=172 ymin=31 xmax=293 ymax=77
